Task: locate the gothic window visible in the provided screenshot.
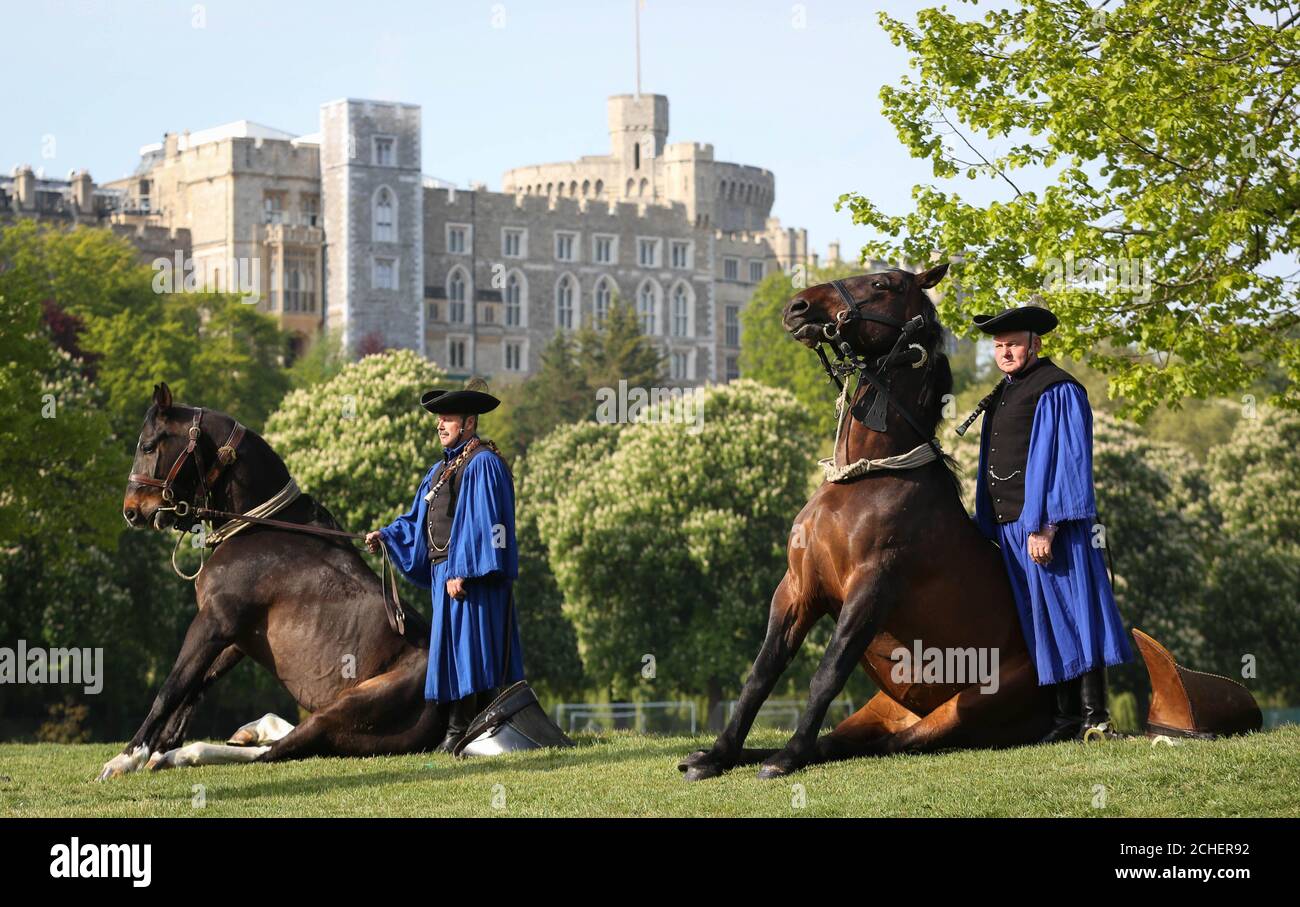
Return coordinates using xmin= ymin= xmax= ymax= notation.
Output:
xmin=374 ymin=188 xmax=395 ymax=242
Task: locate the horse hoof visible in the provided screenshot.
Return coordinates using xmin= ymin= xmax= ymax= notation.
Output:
xmin=677 ymin=750 xmax=712 ymax=770
xmin=682 ymin=762 xmax=725 ymax=782
xmin=96 ymin=745 xmax=150 ymax=781
xmin=756 ymin=762 xmax=792 ymax=780
xmin=678 ymin=750 xmax=729 ymax=781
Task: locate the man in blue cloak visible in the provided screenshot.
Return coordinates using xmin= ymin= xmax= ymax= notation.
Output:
xmin=968 ymin=305 xmax=1132 ymax=742
xmin=365 ymin=383 xmax=523 ymax=753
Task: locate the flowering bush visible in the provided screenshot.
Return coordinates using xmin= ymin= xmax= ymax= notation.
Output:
xmin=264 ymin=349 xmax=447 ymax=534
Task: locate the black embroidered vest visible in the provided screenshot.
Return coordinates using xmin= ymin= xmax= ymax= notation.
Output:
xmin=982 ymin=356 xmax=1084 ymax=523
xmin=425 ymin=444 xmax=493 ymax=565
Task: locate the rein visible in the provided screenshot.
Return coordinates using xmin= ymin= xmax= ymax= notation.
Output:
xmin=192 ymin=505 xmax=407 ymax=637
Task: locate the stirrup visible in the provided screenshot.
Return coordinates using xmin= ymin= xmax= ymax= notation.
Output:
xmin=1081 ymin=721 xmax=1123 ymax=742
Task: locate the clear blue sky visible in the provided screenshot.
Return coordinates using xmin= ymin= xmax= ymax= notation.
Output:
xmin=2 ymin=0 xmax=1010 ymax=260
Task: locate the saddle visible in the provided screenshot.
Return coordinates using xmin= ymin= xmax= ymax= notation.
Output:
xmin=1132 ymin=628 xmax=1262 ymax=739
xmin=452 ymin=681 xmax=575 ymax=757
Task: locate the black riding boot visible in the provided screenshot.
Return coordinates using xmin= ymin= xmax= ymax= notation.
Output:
xmin=1038 ymin=676 xmax=1083 ymax=743
xmin=1078 ymin=666 xmax=1123 ymax=740
xmin=435 ymin=695 xmax=480 ymax=753
xmin=475 ymin=687 xmax=500 ymax=714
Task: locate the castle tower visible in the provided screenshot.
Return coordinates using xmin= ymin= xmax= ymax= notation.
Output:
xmin=608 ymin=94 xmax=668 ymax=196
xmin=320 ymin=99 xmax=424 ymax=356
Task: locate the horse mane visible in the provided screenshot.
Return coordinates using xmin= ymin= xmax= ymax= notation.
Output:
xmin=913 ymin=289 xmax=965 ymax=504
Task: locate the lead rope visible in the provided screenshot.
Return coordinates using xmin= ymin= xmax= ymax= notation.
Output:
xmin=170 ymin=527 xmax=205 ymax=581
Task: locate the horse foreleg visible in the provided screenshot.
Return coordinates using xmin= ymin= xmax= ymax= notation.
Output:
xmin=679 ymin=574 xmax=817 ymax=780
xmin=149 ymin=742 xmax=272 ymax=771
xmin=154 ymin=646 xmax=245 ymax=754
xmin=98 ymin=607 xmax=237 ymax=781
xmin=758 ymin=569 xmax=893 ymax=779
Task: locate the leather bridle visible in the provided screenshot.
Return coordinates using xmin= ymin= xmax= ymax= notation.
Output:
xmin=813 ymin=277 xmax=943 ymax=460
xmin=129 ymin=407 xmax=245 ymax=521
xmin=127 ymin=404 xmax=408 ymax=636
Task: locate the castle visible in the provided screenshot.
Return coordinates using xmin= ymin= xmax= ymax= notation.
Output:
xmin=2 ymin=93 xmax=813 ymax=385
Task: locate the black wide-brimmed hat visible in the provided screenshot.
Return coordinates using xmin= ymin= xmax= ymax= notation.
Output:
xmin=420 ymin=377 xmax=500 ymax=415
xmin=972 ymin=305 xmax=1059 ymax=336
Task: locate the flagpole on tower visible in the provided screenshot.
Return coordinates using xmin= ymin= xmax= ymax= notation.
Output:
xmin=634 ymin=0 xmax=642 ymax=98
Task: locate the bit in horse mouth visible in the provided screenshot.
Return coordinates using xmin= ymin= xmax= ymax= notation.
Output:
xmin=789 ymin=322 xmax=827 ymax=347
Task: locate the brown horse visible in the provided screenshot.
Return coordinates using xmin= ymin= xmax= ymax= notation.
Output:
xmin=100 ymin=382 xmax=448 ymax=779
xmin=680 ymin=264 xmax=1056 ymax=780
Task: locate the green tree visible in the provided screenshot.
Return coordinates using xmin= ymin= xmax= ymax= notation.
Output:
xmin=494 ymin=331 xmax=589 ymax=461
xmin=577 ymin=297 xmax=663 ymax=392
xmin=1202 ymin=407 xmax=1300 ymax=701
xmin=843 ymin=1 xmax=1300 ymax=418
xmin=496 ymin=300 xmax=664 ymax=462
xmin=523 ymin=380 xmax=812 ymax=710
xmin=0 ymin=223 xmax=127 ymax=554
xmin=287 ymin=328 xmax=347 ymax=390
xmin=85 ymin=291 xmax=290 ymax=435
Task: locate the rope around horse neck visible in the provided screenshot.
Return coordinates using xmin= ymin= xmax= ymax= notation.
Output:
xmin=820 ymin=370 xmax=940 ymax=483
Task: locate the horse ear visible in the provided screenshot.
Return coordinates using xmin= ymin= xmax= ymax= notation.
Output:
xmin=153 ymin=382 xmax=173 ymax=414
xmin=917 ymin=263 xmax=949 ymax=289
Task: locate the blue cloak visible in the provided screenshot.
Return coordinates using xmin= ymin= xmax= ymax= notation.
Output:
xmin=378 ymin=440 xmax=524 ymax=702
xmin=975 ymin=378 xmax=1132 ymax=684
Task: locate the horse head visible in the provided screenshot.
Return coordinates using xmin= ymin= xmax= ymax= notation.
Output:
xmin=123 ymin=382 xmax=242 ymax=532
xmin=782 ymin=263 xmax=949 ymax=357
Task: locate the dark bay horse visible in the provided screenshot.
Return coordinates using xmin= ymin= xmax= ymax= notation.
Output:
xmin=680 ymin=264 xmax=1055 ymax=780
xmin=100 ymin=382 xmax=446 ymax=779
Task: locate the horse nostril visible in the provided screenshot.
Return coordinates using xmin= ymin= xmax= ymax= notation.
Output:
xmin=788 ymin=299 xmax=808 ymax=316
xmin=124 ymin=508 xmax=137 ymax=524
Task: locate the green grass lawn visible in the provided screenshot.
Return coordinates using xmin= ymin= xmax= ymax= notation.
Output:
xmin=2 ymin=726 xmax=1298 ymax=818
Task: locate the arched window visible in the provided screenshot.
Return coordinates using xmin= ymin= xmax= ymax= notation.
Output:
xmin=637 ymin=279 xmax=659 ymax=335
xmin=639 ymin=178 xmax=648 ymax=196
xmin=448 ymin=267 xmax=468 ymax=323
xmin=594 ymin=179 xmax=604 ymax=197
xmin=570 ymin=181 xmax=578 ymax=196
xmin=374 ymin=187 xmax=395 ymax=242
xmin=626 ymin=178 xmax=635 ymax=196
xmin=555 ymin=274 xmax=575 ymax=329
xmin=582 ymin=180 xmax=590 ymax=196
xmin=672 ymin=283 xmax=690 ymax=337
xmin=505 ymin=271 xmax=525 ymax=327
xmin=594 ymin=278 xmax=613 ymax=328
